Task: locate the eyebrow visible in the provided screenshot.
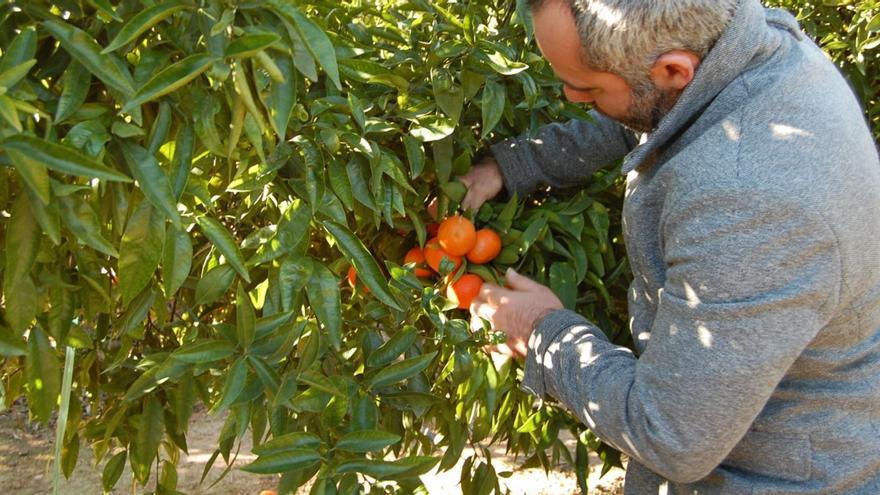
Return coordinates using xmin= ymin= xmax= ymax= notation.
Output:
xmin=558 ymin=77 xmax=597 ymax=92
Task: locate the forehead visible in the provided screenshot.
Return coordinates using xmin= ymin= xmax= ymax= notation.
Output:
xmin=532 ymin=2 xmax=593 ymax=77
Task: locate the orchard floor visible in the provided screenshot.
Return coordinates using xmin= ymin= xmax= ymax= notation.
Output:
xmin=0 ymin=403 xmax=624 ymax=495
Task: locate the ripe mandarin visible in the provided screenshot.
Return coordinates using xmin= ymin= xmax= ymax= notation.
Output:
xmin=404 ymin=247 xmax=433 ymax=278
xmin=466 ymin=228 xmax=502 ymax=264
xmin=446 ymin=274 xmax=483 ymax=310
xmin=424 ymin=238 xmax=462 ymax=273
xmin=437 ymin=215 xmax=476 ymax=256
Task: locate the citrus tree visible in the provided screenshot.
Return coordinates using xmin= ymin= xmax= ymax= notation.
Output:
xmin=2 ymin=1 xmax=875 ymax=494
xmin=0 ymin=0 xmax=630 ymax=493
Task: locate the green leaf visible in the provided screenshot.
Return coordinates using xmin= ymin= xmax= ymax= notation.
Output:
xmin=122 ymin=53 xmax=215 ymax=112
xmin=481 ymin=79 xmax=506 ymax=139
xmin=59 ymin=195 xmax=119 ymax=257
xmin=322 ymin=220 xmax=401 ymax=310
xmin=171 ymin=123 xmax=194 ymax=200
xmin=481 ymin=49 xmax=529 ymax=75
xmin=248 ymin=354 xmax=280 ymax=392
xmin=6 ymin=149 xmax=50 ymax=205
xmin=210 ymin=357 xmax=247 ymax=413
xmin=587 ymin=201 xmax=610 ymax=252
xmin=0 ymin=95 xmax=21 ymax=132
xmin=549 ymin=262 xmax=577 ymax=310
xmin=279 ymin=257 xmax=313 ymax=311
xmin=265 ymin=54 xmax=297 ymax=140
xmin=236 ymin=283 xmax=256 ymax=349
xmin=367 ymin=352 xmax=436 ymax=389
xmin=249 ymin=199 xmax=311 ymax=266
xmin=162 ymin=228 xmax=192 ymax=296
xmin=4 ymin=194 xmax=41 ymax=291
xmin=196 ymin=216 xmax=251 ymax=283
xmin=119 ymin=202 xmax=166 ymax=305
xmin=334 ymin=456 xmax=439 ymax=480
xmin=270 ymin=1 xmax=341 ymax=90
xmin=305 ymin=262 xmax=342 ymax=350
xmin=0 ymin=26 xmax=37 ymax=74
xmin=0 ymin=325 xmax=27 ymax=357
xmin=3 ymin=134 xmax=131 ymax=182
xmin=172 ymin=340 xmax=235 ymax=364
xmin=119 ymin=142 xmax=181 ymax=228
xmin=366 ymin=326 xmax=418 ymax=368
xmin=254 ymin=311 xmax=295 ymax=339
xmin=253 ymin=432 xmax=321 ymax=456
xmin=88 ymin=0 xmax=122 ymax=21
xmin=403 ymin=135 xmax=425 ymax=179
xmin=133 ymin=395 xmax=164 ymax=484
xmin=225 ymin=32 xmax=281 ymax=58
xmin=241 ymin=449 xmax=321 ymax=474
xmin=0 ymin=59 xmax=36 ymax=89
xmin=194 ymin=265 xmax=236 ymax=305
xmin=335 ymin=430 xmax=401 ymax=453
xmin=147 ymin=101 xmax=172 ymax=155
xmin=42 ymin=20 xmax=134 ymax=96
xmin=409 ymin=115 xmax=456 ymax=142
xmin=348 ymin=93 xmax=366 ymax=132
xmin=102 ymin=451 xmax=127 ymax=492
xmin=103 ymin=2 xmax=188 ymax=53
xmin=55 ymin=61 xmax=91 ymax=122
xmin=26 ymin=327 xmax=61 ymax=422
xmin=346 ymin=158 xmax=376 ymax=211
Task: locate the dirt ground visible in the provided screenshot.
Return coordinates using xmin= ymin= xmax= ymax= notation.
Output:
xmin=0 ymin=402 xmax=624 ymax=494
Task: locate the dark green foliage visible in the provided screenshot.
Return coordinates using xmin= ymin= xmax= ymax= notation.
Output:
xmin=0 ymin=1 xmax=875 ymax=494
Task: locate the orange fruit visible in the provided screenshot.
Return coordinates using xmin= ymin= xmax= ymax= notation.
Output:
xmin=437 ymin=215 xmax=477 ymax=256
xmin=347 ymin=266 xmax=369 ymax=294
xmin=446 ymin=274 xmax=483 ymax=310
xmin=424 ymin=238 xmax=462 ymax=273
xmin=404 ymin=247 xmax=433 ymax=278
xmin=466 ymin=228 xmax=502 ymax=264
xmin=259 ymin=491 xmax=278 ymax=495
xmin=427 ymin=222 xmax=440 ymax=237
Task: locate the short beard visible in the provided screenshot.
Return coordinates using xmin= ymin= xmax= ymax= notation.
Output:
xmin=607 ymin=77 xmax=680 ymax=134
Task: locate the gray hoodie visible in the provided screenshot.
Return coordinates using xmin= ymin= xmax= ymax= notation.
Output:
xmin=490 ymin=0 xmax=880 ymax=493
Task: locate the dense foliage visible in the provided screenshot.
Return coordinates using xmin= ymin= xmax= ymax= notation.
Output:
xmin=0 ymin=1 xmax=629 ymax=493
xmin=0 ymin=1 xmax=875 ymax=494
xmin=766 ymin=0 xmax=880 ymax=138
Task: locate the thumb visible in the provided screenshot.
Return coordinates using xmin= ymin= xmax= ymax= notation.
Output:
xmin=504 ymin=268 xmax=540 ymax=291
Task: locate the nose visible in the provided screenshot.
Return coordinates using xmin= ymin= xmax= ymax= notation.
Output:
xmin=563 ymin=86 xmax=595 ymax=104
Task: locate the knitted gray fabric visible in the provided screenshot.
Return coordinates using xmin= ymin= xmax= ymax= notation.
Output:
xmin=490 ymin=1 xmax=880 ymax=493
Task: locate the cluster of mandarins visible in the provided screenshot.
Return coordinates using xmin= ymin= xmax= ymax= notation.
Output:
xmin=348 ymin=215 xmax=502 ymax=312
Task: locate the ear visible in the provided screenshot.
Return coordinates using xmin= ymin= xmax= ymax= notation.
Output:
xmin=649 ymin=50 xmax=701 ymax=91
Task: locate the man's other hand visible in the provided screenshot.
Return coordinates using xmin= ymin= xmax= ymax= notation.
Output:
xmin=458 ymin=156 xmax=504 ymax=211
xmin=470 ymin=268 xmax=564 ymax=359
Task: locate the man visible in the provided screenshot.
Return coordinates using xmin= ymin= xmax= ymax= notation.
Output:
xmin=461 ymin=0 xmax=880 ymax=493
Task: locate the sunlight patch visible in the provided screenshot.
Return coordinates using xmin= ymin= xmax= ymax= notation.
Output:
xmin=770 ymin=123 xmax=813 ymax=140
xmin=697 ymin=325 xmax=713 ymax=348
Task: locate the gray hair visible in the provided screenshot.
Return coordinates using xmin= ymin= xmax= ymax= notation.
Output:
xmin=529 ymin=0 xmax=739 ymax=84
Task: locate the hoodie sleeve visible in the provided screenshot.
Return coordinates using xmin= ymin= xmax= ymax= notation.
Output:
xmin=489 ymin=110 xmax=638 ymax=196
xmin=520 ymin=183 xmax=841 ymax=483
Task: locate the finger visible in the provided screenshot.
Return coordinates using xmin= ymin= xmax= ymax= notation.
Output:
xmin=477 ymin=283 xmax=510 ymax=305
xmin=461 ymin=189 xmax=486 ymax=212
xmin=469 ymin=299 xmax=496 ymax=322
xmin=504 ymin=267 xmax=542 ymax=291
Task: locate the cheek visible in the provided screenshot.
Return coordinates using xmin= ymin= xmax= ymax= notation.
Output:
xmin=563 ymin=86 xmax=596 ymax=104
xmin=597 ymin=91 xmax=633 ymax=114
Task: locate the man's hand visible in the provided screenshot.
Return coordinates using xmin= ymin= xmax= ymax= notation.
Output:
xmin=469 ymin=268 xmax=564 ymax=358
xmin=458 ymin=156 xmax=504 ymax=211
